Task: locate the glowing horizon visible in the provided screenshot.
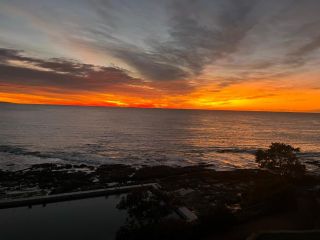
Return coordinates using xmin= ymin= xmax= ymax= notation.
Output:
xmin=1 ymin=1 xmax=320 ymax=113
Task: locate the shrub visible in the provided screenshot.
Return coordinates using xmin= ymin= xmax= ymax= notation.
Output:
xmin=255 ymin=143 xmax=305 ymax=177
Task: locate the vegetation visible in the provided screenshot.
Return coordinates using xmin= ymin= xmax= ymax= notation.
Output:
xmin=115 ymin=189 xmax=236 ymax=240
xmin=2 ymin=153 xmax=320 ymax=239
xmin=116 ymin=189 xmax=181 ymax=240
xmin=255 ymin=143 xmax=306 ymax=177
xmin=117 ymin=190 xmax=171 ymax=226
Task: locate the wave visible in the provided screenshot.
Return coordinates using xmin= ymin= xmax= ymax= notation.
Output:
xmin=206 ymin=146 xmax=257 ymax=154
xmin=0 ymin=145 xmax=104 ymax=165
xmin=0 ymin=145 xmax=51 ymax=159
xmin=0 ymin=144 xmax=319 ymax=169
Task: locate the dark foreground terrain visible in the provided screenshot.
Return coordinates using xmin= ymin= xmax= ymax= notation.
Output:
xmin=1 ymin=163 xmax=320 ymax=240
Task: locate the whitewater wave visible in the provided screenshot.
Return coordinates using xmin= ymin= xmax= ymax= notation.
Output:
xmin=1 ymin=144 xmax=319 ymax=172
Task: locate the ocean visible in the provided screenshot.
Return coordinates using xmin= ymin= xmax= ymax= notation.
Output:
xmin=0 ymin=103 xmax=319 ymax=171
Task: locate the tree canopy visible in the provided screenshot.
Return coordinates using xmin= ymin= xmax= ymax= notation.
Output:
xmin=255 ymin=143 xmax=306 ymax=177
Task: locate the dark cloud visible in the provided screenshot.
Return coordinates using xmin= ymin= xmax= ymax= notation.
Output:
xmin=2 ymin=0 xmax=320 ymax=92
xmin=0 ymin=48 xmax=145 ymax=93
xmin=0 ymin=48 xmax=95 ymax=76
xmin=285 ymin=34 xmax=320 ymax=67
xmin=0 ymin=48 xmax=24 ymax=63
xmin=110 ymin=46 xmax=189 ymax=81
xmin=108 ymin=0 xmax=257 ymax=81
xmin=91 ymin=0 xmax=320 ymax=86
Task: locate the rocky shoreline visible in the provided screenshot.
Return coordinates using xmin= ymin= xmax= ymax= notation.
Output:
xmin=1 ymin=163 xmax=320 ymax=239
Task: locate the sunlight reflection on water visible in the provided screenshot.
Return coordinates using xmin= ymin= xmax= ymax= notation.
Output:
xmin=0 ymin=104 xmax=319 ymax=170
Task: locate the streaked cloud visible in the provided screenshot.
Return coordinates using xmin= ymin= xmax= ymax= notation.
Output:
xmin=0 ymin=0 xmax=320 ymax=111
xmin=0 ymin=48 xmax=146 ymax=93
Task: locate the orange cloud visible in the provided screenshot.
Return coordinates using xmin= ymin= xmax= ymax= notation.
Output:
xmin=1 ymin=82 xmax=319 ymax=112
xmin=1 ymin=48 xmax=319 ymax=113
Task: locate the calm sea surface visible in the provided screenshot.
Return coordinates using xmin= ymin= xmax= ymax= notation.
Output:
xmin=0 ymin=104 xmax=319 ymax=171
xmin=0 ymin=195 xmax=127 ymax=240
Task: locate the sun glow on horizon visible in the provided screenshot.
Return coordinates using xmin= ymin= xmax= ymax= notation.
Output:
xmin=1 ymin=82 xmax=319 ymax=113
xmin=1 ymin=1 xmax=320 ymax=113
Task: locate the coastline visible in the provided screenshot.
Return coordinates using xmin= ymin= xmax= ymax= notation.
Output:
xmin=1 ymin=163 xmax=320 ymax=239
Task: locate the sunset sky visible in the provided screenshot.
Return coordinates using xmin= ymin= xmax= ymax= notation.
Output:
xmin=0 ymin=0 xmax=319 ymax=112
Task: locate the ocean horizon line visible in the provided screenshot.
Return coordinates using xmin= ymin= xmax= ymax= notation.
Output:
xmin=1 ymin=101 xmax=319 ymax=115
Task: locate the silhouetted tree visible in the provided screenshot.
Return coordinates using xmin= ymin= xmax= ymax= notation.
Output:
xmin=116 ymin=189 xmax=175 ymax=240
xmin=255 ymin=143 xmax=305 ymax=177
